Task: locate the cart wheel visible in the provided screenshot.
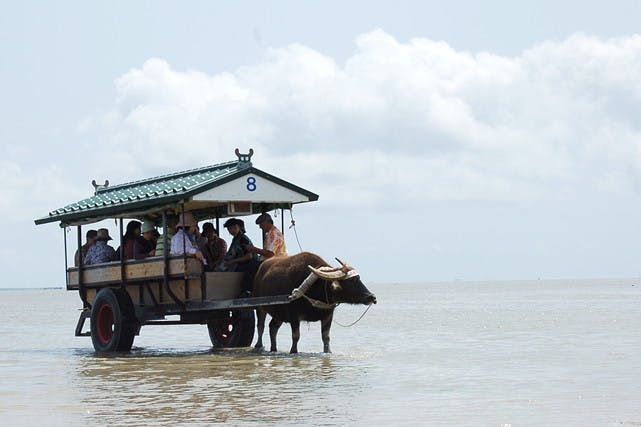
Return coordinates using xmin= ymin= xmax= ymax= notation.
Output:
xmin=90 ymin=288 xmax=138 ymax=352
xmin=207 ymin=309 xmax=255 ymax=348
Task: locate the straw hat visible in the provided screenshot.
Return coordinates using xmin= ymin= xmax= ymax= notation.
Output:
xmin=96 ymin=228 xmax=113 ymax=241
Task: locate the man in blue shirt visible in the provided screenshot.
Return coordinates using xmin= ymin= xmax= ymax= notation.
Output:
xmin=84 ymin=228 xmax=118 ymax=265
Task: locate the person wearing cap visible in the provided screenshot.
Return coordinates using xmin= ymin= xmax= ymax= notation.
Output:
xmin=246 ymin=213 xmax=287 ymax=259
xmin=155 ymin=215 xmax=178 ymax=257
xmin=220 ymin=218 xmax=259 ymax=295
xmin=141 ymin=219 xmax=159 ymax=257
xmin=84 ymin=228 xmax=118 ymax=265
xmin=170 ymin=212 xmax=205 ymax=263
xmin=74 ymin=229 xmax=98 ymax=266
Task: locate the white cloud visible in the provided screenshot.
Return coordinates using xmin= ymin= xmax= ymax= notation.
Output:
xmin=3 ymin=29 xmax=641 ymax=286
xmin=0 ymin=160 xmax=79 ymax=222
xmin=74 ymin=30 xmax=641 ymax=209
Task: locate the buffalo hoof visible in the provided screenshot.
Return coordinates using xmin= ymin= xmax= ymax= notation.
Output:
xmin=270 ymin=347 xmax=277 ymax=352
xmin=254 ymin=343 xmax=264 ymax=350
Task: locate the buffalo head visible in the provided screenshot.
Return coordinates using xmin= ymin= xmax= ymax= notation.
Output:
xmin=308 ymin=258 xmax=377 ymax=305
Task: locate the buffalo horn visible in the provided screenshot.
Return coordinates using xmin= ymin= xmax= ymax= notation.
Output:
xmin=320 ymin=265 xmax=344 ymax=273
xmin=308 ymin=265 xmax=347 ymax=280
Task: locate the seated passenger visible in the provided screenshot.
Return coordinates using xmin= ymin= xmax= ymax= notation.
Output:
xmin=119 ymin=220 xmax=149 ymax=260
xmin=155 ymin=215 xmax=178 ymax=257
xmin=219 ymin=218 xmax=259 ymax=295
xmin=209 ymin=226 xmax=228 ymax=266
xmin=84 ymin=228 xmax=118 ymax=265
xmin=74 ymin=229 xmax=97 ymax=266
xmin=141 ymin=219 xmax=158 ymax=257
xmin=198 ymin=222 xmax=227 ymax=267
xmin=170 ymin=212 xmax=205 ymax=263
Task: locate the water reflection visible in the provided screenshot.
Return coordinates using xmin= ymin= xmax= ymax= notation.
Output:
xmin=72 ymin=348 xmax=350 ymax=425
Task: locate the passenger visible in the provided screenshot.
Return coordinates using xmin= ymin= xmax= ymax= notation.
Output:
xmin=141 ymin=219 xmax=159 ymax=257
xmin=84 ymin=228 xmax=118 ymax=265
xmin=120 ymin=220 xmax=149 ymax=260
xmin=155 ymin=215 xmax=179 ymax=257
xmin=74 ymin=229 xmax=98 ymax=266
xmin=209 ymin=226 xmax=228 ymax=266
xmin=170 ymin=212 xmax=205 ymax=263
xmin=198 ymin=222 xmax=227 ymax=267
xmin=220 ymin=218 xmax=259 ymax=295
xmin=246 ymin=212 xmax=287 ymax=259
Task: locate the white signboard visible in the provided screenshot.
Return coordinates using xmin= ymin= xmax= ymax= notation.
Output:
xmin=192 ymin=175 xmax=310 ymax=203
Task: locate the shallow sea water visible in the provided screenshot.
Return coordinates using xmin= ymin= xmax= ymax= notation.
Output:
xmin=2 ymin=279 xmax=641 ymax=426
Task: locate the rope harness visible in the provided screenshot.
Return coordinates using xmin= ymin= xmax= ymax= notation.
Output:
xmin=289 ymin=271 xmax=340 ymax=310
xmin=288 ymin=268 xmax=372 ymax=326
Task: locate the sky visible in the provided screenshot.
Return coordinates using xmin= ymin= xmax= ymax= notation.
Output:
xmin=2 ymin=1 xmax=641 ymax=287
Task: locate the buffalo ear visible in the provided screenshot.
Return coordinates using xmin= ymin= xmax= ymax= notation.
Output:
xmin=331 ymin=281 xmax=342 ymax=292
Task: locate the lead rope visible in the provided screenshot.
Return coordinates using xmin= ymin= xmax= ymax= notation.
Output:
xmin=333 ymin=304 xmax=372 ymax=327
xmin=323 ymin=277 xmax=373 ymax=328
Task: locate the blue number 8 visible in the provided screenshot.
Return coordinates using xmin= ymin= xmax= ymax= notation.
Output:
xmin=246 ymin=177 xmax=257 ymax=192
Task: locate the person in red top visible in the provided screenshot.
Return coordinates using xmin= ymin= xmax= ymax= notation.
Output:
xmin=246 ymin=213 xmax=287 ymax=260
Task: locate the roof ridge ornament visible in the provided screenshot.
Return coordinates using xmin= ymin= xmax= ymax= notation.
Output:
xmin=91 ymin=179 xmax=109 ymax=194
xmin=235 ymin=148 xmax=254 ymax=169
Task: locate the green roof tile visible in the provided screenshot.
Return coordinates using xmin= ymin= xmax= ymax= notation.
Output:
xmin=35 ymin=157 xmax=318 ymax=226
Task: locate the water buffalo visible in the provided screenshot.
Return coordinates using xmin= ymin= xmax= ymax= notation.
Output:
xmin=252 ymin=251 xmax=376 ymax=353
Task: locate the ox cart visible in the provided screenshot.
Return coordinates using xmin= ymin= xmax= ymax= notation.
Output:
xmin=34 ymin=150 xmax=318 ymax=352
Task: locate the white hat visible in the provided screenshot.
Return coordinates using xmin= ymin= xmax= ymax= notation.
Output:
xmin=141 ymin=219 xmax=156 ymax=233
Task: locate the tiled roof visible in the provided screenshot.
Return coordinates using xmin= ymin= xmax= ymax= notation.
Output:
xmin=47 ymin=161 xmax=239 ymax=218
xmin=35 ymin=157 xmax=318 ymax=226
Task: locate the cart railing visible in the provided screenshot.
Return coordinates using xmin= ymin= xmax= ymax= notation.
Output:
xmin=67 ymin=255 xmax=202 ymax=289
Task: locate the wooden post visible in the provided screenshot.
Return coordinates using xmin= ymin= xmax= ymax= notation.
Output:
xmin=77 ymin=225 xmax=87 ymax=308
xmin=162 ymin=211 xmax=168 ymax=291
xmin=181 ymin=203 xmax=189 ymax=301
xmin=281 ymin=208 xmax=285 ymax=238
xmin=119 ymin=218 xmax=125 ymax=288
xmin=63 ymin=226 xmax=69 ymax=290
xmin=215 ymin=208 xmax=220 ymax=236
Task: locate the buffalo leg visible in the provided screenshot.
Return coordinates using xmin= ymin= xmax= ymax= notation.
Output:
xmin=321 ymin=312 xmax=334 ymax=353
xmin=255 ymin=308 xmax=266 ymax=349
xmin=269 ymin=318 xmax=283 ymax=352
xmin=289 ymin=319 xmax=300 ymax=354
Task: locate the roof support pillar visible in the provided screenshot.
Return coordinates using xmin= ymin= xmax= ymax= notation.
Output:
xmin=63 ymin=226 xmax=69 ymax=290
xmin=281 ymin=208 xmax=285 ymax=238
xmin=119 ymin=218 xmax=125 ymax=288
xmin=162 ymin=211 xmax=169 ymax=293
xmin=181 ymin=203 xmax=189 ymax=301
xmin=77 ymin=225 xmax=88 ymax=308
